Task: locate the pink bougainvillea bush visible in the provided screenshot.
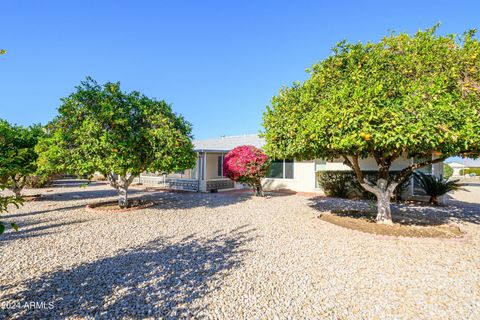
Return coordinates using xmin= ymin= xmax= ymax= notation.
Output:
xmin=223 ymin=145 xmax=270 ymax=196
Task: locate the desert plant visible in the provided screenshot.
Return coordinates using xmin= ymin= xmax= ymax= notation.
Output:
xmin=413 ymin=172 xmax=463 ymax=205
xmin=223 ymin=145 xmax=270 ymax=196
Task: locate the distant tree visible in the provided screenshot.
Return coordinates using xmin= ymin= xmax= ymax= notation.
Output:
xmin=263 ymin=26 xmax=480 ymax=224
xmin=0 ymin=48 xmax=21 ymax=234
xmin=0 ymin=120 xmax=44 ymax=197
xmin=223 ymin=145 xmax=270 ymax=196
xmin=37 ymin=78 xmax=196 ymax=208
xmin=0 ymin=182 xmax=21 ymax=234
xmin=443 ymin=163 xmax=453 ymax=180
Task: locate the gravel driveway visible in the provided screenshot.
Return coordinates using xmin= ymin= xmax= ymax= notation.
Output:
xmin=1 ymin=180 xmax=479 ymax=319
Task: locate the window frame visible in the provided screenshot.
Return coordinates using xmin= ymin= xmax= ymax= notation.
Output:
xmin=266 ymin=159 xmax=295 ymax=180
xmin=217 ymin=154 xmax=224 ymax=178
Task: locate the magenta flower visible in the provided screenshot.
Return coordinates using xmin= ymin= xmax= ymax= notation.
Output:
xmin=223 ymin=145 xmax=270 ymax=196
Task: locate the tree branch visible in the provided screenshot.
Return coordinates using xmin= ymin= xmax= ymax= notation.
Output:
xmin=107 ymin=172 xmax=119 ymax=189
xmin=396 ymin=156 xmax=447 ymax=183
xmin=344 ymin=155 xmax=379 ymax=194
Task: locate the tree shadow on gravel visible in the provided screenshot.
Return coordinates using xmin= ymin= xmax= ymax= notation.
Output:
xmin=47 ymin=179 xmax=105 ymax=188
xmin=1 ymin=226 xmax=256 ymax=319
xmin=145 ymin=190 xmax=253 ymax=210
xmin=0 ymin=219 xmax=90 ymax=244
xmin=309 ymin=196 xmax=480 ymax=226
xmin=4 ymin=204 xmax=88 ymax=219
xmin=38 ymin=188 xmax=144 ymax=202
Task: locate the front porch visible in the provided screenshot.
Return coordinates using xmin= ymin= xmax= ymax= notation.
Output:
xmin=136 ymin=151 xmax=236 ymax=192
xmin=196 ymin=151 xmax=234 ymax=192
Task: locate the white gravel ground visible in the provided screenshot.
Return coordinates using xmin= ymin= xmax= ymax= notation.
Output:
xmin=1 ymin=180 xmax=479 ymax=319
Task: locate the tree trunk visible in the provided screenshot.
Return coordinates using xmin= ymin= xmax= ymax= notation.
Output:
xmin=118 ymin=184 xmax=128 ymax=208
xmin=430 ymin=196 xmax=438 ymax=206
xmin=10 ymin=178 xmax=22 ymax=198
xmin=12 ymin=185 xmax=22 ymax=198
xmin=375 ymin=189 xmax=393 ymax=224
xmin=252 ymin=181 xmax=264 ymax=197
xmin=107 ymin=173 xmax=135 ymax=209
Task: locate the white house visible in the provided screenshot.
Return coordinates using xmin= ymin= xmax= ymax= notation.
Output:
xmin=136 ymin=134 xmax=443 ymax=199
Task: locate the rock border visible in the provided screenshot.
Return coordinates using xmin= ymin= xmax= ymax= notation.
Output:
xmin=317 ymin=212 xmax=466 ymax=240
xmin=85 ymin=199 xmax=156 ymax=213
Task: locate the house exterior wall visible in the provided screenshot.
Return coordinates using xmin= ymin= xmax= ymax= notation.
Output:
xmin=261 ymin=155 xmax=443 ymax=197
xmin=324 ymin=156 xmax=413 ymax=171
xmin=262 ymin=160 xmax=317 ymax=193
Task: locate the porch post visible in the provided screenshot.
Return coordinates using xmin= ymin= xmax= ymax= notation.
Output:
xmin=199 ymin=151 xmax=208 ymax=192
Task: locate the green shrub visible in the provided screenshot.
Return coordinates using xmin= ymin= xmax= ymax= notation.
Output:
xmin=316 ymin=171 xmax=411 ymax=201
xmin=443 ymin=163 xmax=453 ymax=180
xmin=24 ymin=175 xmax=55 ymax=188
xmin=316 ymin=171 xmax=353 ymax=198
xmin=460 ymin=168 xmax=480 ymax=176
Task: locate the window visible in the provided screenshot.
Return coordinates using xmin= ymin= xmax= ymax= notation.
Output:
xmin=217 ymin=155 xmax=224 ymax=177
xmin=267 ymin=159 xmax=294 ymax=179
xmin=314 ymin=159 xmax=327 ymax=172
xmin=284 ymin=159 xmax=294 ymax=179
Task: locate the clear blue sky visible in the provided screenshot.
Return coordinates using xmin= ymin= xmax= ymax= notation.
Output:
xmin=1 ymin=0 xmax=479 ymax=139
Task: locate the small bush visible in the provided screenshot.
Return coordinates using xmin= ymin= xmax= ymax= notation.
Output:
xmin=443 ymin=163 xmax=453 ymax=180
xmin=91 ymin=173 xmax=107 ymax=181
xmin=316 ymin=171 xmax=353 ymax=198
xmin=24 ymin=175 xmax=56 ymax=188
xmin=460 ymin=168 xmax=480 ymax=176
xmin=316 ymin=171 xmax=410 ymax=201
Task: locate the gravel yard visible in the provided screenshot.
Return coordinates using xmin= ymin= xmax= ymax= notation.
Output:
xmin=1 ymin=180 xmax=479 ymax=319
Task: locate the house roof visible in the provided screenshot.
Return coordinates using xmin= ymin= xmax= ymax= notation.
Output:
xmin=446 ymin=157 xmax=480 ymax=168
xmin=194 ymin=134 xmax=265 ymax=152
xmin=446 ymin=162 xmax=466 ymax=168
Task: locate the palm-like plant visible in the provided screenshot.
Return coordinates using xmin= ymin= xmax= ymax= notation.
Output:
xmin=413 ymin=172 xmax=463 ymax=205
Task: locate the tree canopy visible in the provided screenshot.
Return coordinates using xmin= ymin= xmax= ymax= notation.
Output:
xmin=0 ymin=120 xmax=44 ymax=196
xmin=263 ymin=26 xmax=480 ymax=223
xmin=37 ymin=78 xmax=196 ymax=207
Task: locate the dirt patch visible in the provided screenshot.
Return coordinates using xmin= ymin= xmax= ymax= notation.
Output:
xmin=319 ymin=211 xmax=464 ymax=238
xmin=23 ymin=194 xmax=42 ymax=202
xmin=85 ymin=198 xmax=156 ymax=213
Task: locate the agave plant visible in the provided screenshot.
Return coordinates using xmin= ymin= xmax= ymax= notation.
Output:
xmin=413 ymin=172 xmax=464 ymax=205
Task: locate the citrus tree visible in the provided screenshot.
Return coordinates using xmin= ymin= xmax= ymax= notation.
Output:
xmin=263 ymin=26 xmax=480 ymax=224
xmin=223 ymin=145 xmax=270 ymax=196
xmin=0 ymin=183 xmax=22 ymax=234
xmin=0 ymin=49 xmax=22 ymax=234
xmin=37 ymin=78 xmax=196 ymax=208
xmin=0 ymin=120 xmax=44 ymax=197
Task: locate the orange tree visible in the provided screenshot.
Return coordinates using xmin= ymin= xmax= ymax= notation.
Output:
xmin=263 ymin=26 xmax=480 ymax=224
xmin=37 ymin=78 xmax=196 ymax=208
